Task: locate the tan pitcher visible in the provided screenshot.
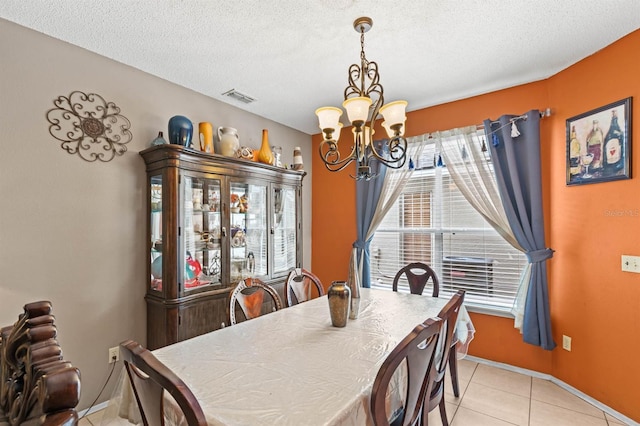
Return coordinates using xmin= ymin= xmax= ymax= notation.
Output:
xmin=217 ymin=127 xmax=239 ymax=157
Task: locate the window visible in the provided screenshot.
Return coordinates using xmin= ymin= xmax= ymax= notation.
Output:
xmin=370 ymin=140 xmax=526 ymax=311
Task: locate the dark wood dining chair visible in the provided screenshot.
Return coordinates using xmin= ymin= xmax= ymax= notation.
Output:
xmin=392 ymin=262 xmax=462 ymax=398
xmin=370 ymin=317 xmax=443 ymax=426
xmin=0 ymin=301 xmax=81 ymax=426
xmin=424 ymin=290 xmax=465 ymax=426
xmin=392 ymin=262 xmax=439 ymax=297
xmin=120 ymin=340 xmax=207 ymax=426
xmin=284 ymin=268 xmax=325 ymax=307
xmin=228 ymin=278 xmax=283 ymax=325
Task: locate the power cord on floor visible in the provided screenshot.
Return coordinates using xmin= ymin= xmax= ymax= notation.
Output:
xmin=78 ymin=357 xmax=118 ymax=424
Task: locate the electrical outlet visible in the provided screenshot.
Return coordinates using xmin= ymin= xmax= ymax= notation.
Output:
xmin=621 ymin=255 xmax=640 ymax=273
xmin=108 ymin=346 xmax=120 ymax=363
xmin=562 ymin=335 xmax=572 ymax=351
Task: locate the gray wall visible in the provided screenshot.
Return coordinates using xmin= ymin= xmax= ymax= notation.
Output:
xmin=0 ymin=18 xmax=312 ymax=411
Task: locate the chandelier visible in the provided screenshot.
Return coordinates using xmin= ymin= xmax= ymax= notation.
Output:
xmin=315 ymin=17 xmax=408 ymax=181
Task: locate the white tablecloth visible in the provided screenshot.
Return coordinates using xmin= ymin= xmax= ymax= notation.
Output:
xmin=103 ymin=289 xmax=474 ymax=426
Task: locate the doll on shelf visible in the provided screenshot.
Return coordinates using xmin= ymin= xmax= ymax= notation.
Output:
xmin=239 ymin=194 xmax=249 ymax=213
xmin=230 ymin=193 xmax=240 ymax=213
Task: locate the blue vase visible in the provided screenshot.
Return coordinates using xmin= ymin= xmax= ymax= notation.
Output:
xmin=168 ymin=115 xmax=193 ymax=147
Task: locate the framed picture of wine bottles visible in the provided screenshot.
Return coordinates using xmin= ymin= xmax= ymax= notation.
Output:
xmin=566 ymin=97 xmax=632 ymax=186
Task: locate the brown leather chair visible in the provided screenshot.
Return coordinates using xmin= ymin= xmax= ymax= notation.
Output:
xmin=424 ymin=290 xmax=465 ymax=426
xmin=228 ymin=278 xmax=283 ymax=325
xmin=120 ymin=340 xmax=207 ymax=426
xmin=392 ymin=262 xmax=439 ymax=296
xmin=284 ymin=268 xmax=325 ymax=307
xmin=370 ymin=317 xmax=443 ymax=426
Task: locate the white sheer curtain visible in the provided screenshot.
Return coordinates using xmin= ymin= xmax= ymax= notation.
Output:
xmin=358 ymin=135 xmax=428 ymax=277
xmin=434 ymin=126 xmax=528 ymax=330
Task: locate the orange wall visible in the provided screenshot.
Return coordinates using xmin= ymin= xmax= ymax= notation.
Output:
xmin=312 ymin=29 xmax=640 ymax=420
xmin=546 ymin=30 xmax=640 ymax=419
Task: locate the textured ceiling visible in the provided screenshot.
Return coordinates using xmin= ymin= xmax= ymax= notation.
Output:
xmin=2 ymin=1 xmax=640 ymax=134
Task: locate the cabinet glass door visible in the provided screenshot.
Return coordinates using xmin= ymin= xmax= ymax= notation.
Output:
xmin=273 ymin=186 xmax=297 ymax=275
xmin=150 ymin=175 xmax=163 ymax=293
xmin=182 ymin=175 xmax=222 ymax=292
xmin=230 ymin=181 xmax=267 ymax=282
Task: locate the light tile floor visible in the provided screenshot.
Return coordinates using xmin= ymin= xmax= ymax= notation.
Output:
xmin=426 ymin=359 xmax=631 ymax=426
xmin=79 ymin=359 xmax=633 ymax=425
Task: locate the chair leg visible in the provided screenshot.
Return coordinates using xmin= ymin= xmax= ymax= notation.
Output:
xmin=448 ymin=347 xmax=460 ymax=397
xmin=438 ymin=397 xmax=449 ymax=426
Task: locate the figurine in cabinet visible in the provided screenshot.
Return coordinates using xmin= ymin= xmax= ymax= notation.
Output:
xmin=239 ymin=194 xmax=249 ymax=213
xmin=230 ymin=193 xmax=240 ymax=213
xmin=185 ymin=252 xmax=203 ymax=288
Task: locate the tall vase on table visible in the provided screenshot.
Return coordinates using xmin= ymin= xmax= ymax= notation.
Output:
xmin=327 ymin=281 xmax=351 ymax=327
xmin=347 ymin=247 xmax=360 ymax=320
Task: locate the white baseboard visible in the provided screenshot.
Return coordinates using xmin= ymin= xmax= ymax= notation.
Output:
xmin=465 ymin=355 xmax=638 ymax=426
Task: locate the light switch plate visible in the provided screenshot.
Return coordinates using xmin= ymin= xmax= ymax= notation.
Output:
xmin=621 ymin=255 xmax=640 ymax=273
xmin=562 ymin=335 xmax=572 ymax=351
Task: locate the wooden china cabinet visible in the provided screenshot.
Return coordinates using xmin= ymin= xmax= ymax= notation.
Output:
xmin=141 ymin=145 xmax=305 ymax=350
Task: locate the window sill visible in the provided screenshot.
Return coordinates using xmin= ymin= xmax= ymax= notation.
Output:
xmin=465 ymin=303 xmax=515 ymax=318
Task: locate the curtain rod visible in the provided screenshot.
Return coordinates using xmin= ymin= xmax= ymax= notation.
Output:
xmin=477 ymin=107 xmax=552 ymax=134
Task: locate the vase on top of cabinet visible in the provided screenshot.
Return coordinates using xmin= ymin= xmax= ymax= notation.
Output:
xmin=141 ymin=144 xmax=305 ymax=350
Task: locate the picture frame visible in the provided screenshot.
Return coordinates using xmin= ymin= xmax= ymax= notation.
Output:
xmin=566 ymin=97 xmax=632 ymax=185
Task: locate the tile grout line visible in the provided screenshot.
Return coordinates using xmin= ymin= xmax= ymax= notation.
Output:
xmin=528 ymin=374 xmax=532 ymax=426
xmin=464 ymin=356 xmax=638 ymax=426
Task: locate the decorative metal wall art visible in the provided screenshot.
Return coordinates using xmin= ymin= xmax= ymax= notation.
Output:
xmin=46 ymin=91 xmax=132 ymax=162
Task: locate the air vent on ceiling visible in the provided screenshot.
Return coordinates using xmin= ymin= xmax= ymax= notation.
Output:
xmin=221 ymin=89 xmax=256 ymax=104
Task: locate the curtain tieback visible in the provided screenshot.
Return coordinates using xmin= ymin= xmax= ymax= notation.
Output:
xmin=526 ymin=248 xmax=554 ymax=263
xmin=352 ymin=241 xmax=367 ymax=250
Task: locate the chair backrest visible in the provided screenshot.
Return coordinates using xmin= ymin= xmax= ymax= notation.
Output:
xmin=371 ymin=317 xmax=442 ymax=426
xmin=392 ymin=262 xmax=440 ymax=297
xmin=427 ymin=290 xmax=465 ymax=413
xmin=120 ymin=340 xmax=207 ymax=426
xmin=284 ymin=268 xmax=325 ymax=307
xmin=229 ymin=278 xmax=283 ymax=325
xmin=0 ymin=301 xmax=81 ymax=426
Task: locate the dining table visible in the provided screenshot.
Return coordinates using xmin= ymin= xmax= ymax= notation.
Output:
xmin=103 ymin=288 xmax=475 ymax=426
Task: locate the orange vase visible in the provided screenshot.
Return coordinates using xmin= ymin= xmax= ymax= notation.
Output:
xmin=257 ymin=129 xmax=274 ymax=165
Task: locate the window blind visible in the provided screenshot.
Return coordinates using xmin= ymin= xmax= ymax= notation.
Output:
xmin=370 ymin=138 xmax=526 ymax=310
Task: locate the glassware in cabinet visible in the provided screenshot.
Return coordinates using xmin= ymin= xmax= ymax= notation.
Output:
xmin=229 ymin=181 xmax=267 ymax=282
xmin=272 ymin=186 xmax=298 ymax=275
xmin=150 ymin=175 xmax=163 ymax=293
xmin=182 ymin=175 xmax=223 ymax=291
